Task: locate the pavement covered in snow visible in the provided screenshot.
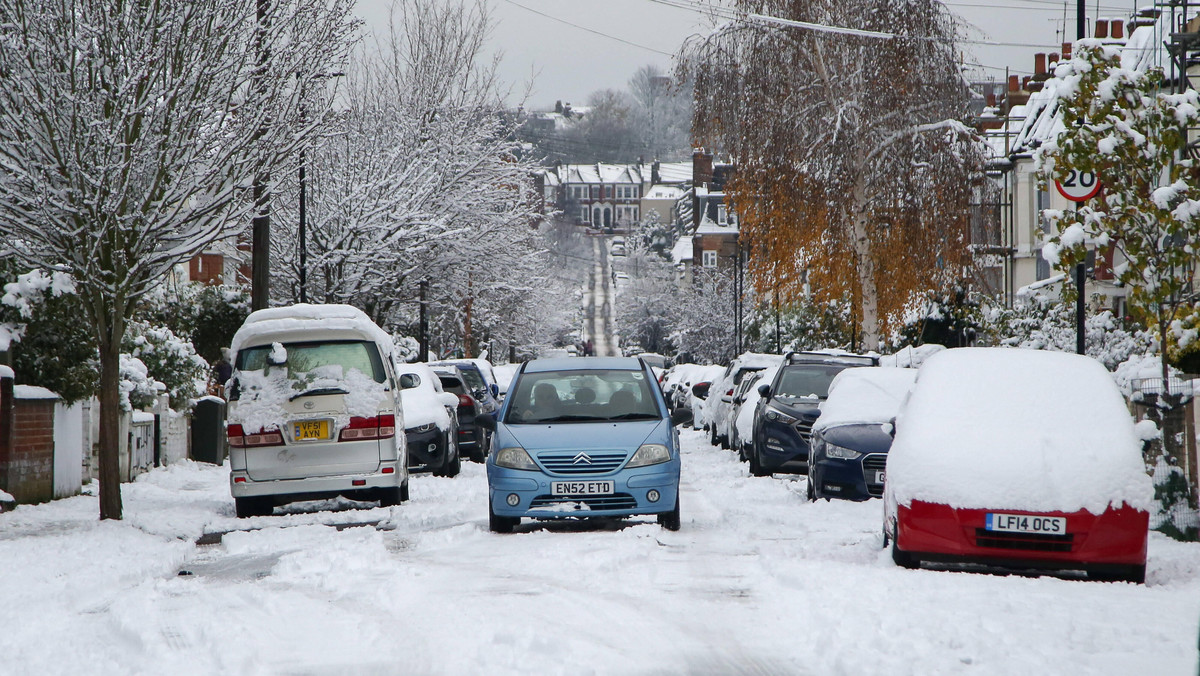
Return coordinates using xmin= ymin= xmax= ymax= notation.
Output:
xmin=2 ymin=430 xmax=1199 ymax=675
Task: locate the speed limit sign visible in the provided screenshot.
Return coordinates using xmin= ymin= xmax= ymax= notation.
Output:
xmin=1055 ymin=169 xmax=1102 ymax=202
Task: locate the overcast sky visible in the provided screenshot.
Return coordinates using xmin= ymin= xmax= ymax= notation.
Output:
xmin=353 ymin=0 xmax=1146 ymax=110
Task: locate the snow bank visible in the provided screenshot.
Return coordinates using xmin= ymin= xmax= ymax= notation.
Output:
xmin=888 ymin=348 xmax=1154 ymax=514
xmin=814 ymin=367 xmax=917 ymax=432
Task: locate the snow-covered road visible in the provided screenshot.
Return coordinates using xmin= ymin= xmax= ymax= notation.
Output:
xmin=2 ymin=430 xmax=1198 ymax=675
xmin=581 ymin=236 xmax=619 ymax=357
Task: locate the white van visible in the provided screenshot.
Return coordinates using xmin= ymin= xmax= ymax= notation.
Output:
xmin=225 ymin=304 xmax=407 ymax=517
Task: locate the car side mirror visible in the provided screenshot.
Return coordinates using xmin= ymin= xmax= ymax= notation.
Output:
xmin=490 ymin=383 xmax=500 ymax=398
xmin=670 ymin=407 xmax=693 ymax=426
xmin=692 ymin=382 xmax=711 ymax=400
xmin=757 ymin=383 xmax=771 ymax=398
xmin=476 ymin=412 xmax=497 ymax=431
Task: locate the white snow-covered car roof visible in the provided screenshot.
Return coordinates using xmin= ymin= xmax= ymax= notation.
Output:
xmin=230 ymin=304 xmax=394 ymax=362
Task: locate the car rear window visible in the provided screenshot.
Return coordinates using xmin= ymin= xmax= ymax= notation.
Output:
xmin=438 ymin=376 xmax=465 ymax=394
xmin=774 ymin=364 xmax=850 ymax=400
xmin=236 ymin=340 xmax=385 ymax=383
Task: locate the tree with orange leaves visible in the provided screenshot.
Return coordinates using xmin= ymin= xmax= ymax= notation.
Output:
xmin=682 ymin=0 xmax=985 ymax=349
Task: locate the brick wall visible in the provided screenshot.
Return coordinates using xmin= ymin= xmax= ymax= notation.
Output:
xmin=2 ymin=397 xmax=56 ymax=503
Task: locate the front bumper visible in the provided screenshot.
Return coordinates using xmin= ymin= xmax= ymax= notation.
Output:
xmin=488 ymin=463 xmax=680 ymax=520
xmin=896 ymin=500 xmax=1149 ymax=570
xmin=406 ymin=427 xmax=445 ymax=470
xmin=811 ymin=452 xmax=885 ymax=501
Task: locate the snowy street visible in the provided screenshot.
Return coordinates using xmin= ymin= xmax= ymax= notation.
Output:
xmin=3 ymin=429 xmax=1199 ymax=675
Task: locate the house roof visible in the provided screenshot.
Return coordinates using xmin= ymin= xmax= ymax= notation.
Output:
xmin=656 ymin=162 xmax=692 ymax=184
xmin=645 ymin=185 xmax=685 ymax=200
xmin=553 ymin=163 xmax=647 ymax=185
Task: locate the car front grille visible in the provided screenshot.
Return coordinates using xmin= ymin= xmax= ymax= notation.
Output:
xmin=529 ymin=493 xmax=638 ymax=511
xmin=973 ymin=529 xmax=1075 ymax=553
xmin=793 ymin=419 xmax=814 ymax=440
xmin=862 ymin=454 xmax=887 ymax=497
xmin=537 ymin=451 xmax=628 ymax=475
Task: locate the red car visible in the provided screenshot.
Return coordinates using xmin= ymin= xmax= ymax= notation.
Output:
xmin=883 ymin=348 xmax=1153 ymax=583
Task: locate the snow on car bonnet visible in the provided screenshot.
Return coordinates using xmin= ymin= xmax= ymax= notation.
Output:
xmin=814 ymin=367 xmax=917 ymax=432
xmin=887 ymin=348 xmax=1153 ymax=514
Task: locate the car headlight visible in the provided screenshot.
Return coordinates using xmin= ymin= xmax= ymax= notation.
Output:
xmin=408 ymin=423 xmax=437 ymax=433
xmin=626 ymin=443 xmax=671 ymax=468
xmin=824 ymin=443 xmax=862 ymax=461
xmin=765 ymin=405 xmax=798 ymax=425
xmin=494 ymin=446 xmax=538 ymax=470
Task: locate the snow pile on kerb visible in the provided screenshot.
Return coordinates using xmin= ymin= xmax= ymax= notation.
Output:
xmin=814 ymin=367 xmax=917 ymax=432
xmin=888 ymin=348 xmax=1153 ymax=514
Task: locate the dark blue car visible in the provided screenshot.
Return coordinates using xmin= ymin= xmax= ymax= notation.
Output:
xmin=748 ymin=352 xmax=877 ymax=477
xmin=807 ymin=367 xmax=917 ymax=501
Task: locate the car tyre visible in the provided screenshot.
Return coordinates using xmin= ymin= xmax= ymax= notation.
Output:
xmin=657 ymin=497 xmax=681 ymax=531
xmin=749 ymin=446 xmax=770 ymax=477
xmin=709 ymin=425 xmax=719 ymax=448
xmin=235 ymin=496 xmax=273 ymax=518
xmin=378 ymin=485 xmax=405 ymax=507
xmin=891 ymin=538 xmax=919 ymax=569
xmin=489 ymin=503 xmax=517 ymax=533
xmin=806 ymin=475 xmax=817 ymax=501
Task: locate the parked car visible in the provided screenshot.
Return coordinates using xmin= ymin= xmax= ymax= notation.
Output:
xmin=479 ymin=356 xmax=692 ymax=533
xmin=748 ymin=351 xmax=878 ymax=477
xmin=705 ymin=352 xmax=783 ymax=449
xmin=884 ymin=348 xmax=1153 ymax=583
xmin=610 ymin=237 xmax=626 ymax=256
xmin=687 ymin=364 xmax=729 ymax=430
xmin=396 ymin=362 xmax=462 ymax=477
xmin=731 ymin=367 xmax=776 ymax=461
xmin=808 ymin=367 xmax=917 ymax=501
xmin=225 ymin=304 xmax=407 ymax=517
xmin=430 ymin=364 xmax=491 ymax=463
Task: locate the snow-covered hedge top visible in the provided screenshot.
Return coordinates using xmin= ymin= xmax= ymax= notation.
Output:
xmin=230 ymin=304 xmax=394 ymax=362
xmin=814 ymin=367 xmax=916 ymax=432
xmin=888 ymin=348 xmax=1153 ymax=514
xmin=396 ymin=362 xmax=451 ymax=432
xmin=13 ymin=384 xmax=59 ymax=400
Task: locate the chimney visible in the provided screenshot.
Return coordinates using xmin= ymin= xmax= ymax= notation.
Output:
xmin=1035 ymin=53 xmax=1046 ymax=75
xmin=1048 ymin=53 xmax=1059 ymax=66
xmin=1021 ymin=76 xmax=1031 ymax=91
xmin=1062 ymin=42 xmax=1072 ymax=60
xmin=693 ymin=148 xmax=713 ymax=188
xmin=1008 ymin=75 xmax=1020 ymax=92
xmin=1111 ymin=20 xmax=1124 ymax=39
xmin=986 ymin=92 xmax=997 ymax=107
xmin=1095 ymin=18 xmax=1109 ymax=39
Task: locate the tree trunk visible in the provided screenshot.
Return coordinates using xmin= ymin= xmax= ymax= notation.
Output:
xmin=851 ymin=175 xmax=880 ymax=352
xmin=96 ymin=312 xmax=125 ymax=520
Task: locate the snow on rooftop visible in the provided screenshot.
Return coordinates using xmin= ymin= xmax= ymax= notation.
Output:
xmin=655 ymin=162 xmax=692 ymax=184
xmin=646 ymin=185 xmax=684 ymax=200
xmin=888 ymin=348 xmax=1154 ymax=514
xmin=671 ymin=235 xmax=694 ymax=264
xmin=814 ymin=367 xmax=916 ymax=432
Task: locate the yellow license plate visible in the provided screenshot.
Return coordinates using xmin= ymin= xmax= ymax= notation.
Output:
xmin=293 ymin=420 xmax=329 ymax=441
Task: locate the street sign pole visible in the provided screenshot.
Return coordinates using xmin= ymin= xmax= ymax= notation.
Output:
xmin=1055 ymin=170 xmax=1101 ymax=356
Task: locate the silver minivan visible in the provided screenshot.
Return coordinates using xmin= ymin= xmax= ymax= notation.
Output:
xmin=225 ymin=304 xmax=407 ymax=517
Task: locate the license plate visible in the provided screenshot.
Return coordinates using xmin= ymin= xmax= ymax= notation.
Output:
xmin=551 ymin=481 xmax=614 ymax=496
xmin=985 ymin=513 xmax=1067 ymax=535
xmin=292 ymin=420 xmax=329 ymax=441
xmin=872 ymin=471 xmax=885 ymax=484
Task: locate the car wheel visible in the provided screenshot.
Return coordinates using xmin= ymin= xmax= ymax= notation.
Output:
xmin=891 ymin=538 xmax=919 ymax=569
xmin=445 ymin=443 xmax=462 ymax=477
xmin=709 ymin=425 xmax=719 ymax=447
xmin=400 ymin=480 xmax=410 ymax=503
xmin=657 ymin=496 xmax=681 ymax=531
xmin=377 ymin=485 xmax=405 ymax=507
xmin=749 ymin=447 xmax=770 ymax=477
xmin=489 ymin=503 xmax=517 ymax=533
xmin=234 ymin=496 xmax=273 ymax=518
xmin=806 ymin=475 xmax=817 ymax=501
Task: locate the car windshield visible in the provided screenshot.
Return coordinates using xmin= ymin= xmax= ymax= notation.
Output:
xmin=236 ymin=340 xmax=385 ymax=384
xmin=774 ymin=364 xmax=848 ymax=400
xmin=457 ymin=367 xmax=487 ymax=392
xmin=505 ymin=368 xmax=661 ymax=423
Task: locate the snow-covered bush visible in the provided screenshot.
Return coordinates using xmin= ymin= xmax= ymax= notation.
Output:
xmin=746 ymin=295 xmax=855 ymax=354
xmin=889 ymin=286 xmax=985 ymax=350
xmin=119 ymin=354 xmax=165 ymax=412
xmin=123 ymin=321 xmax=209 ymax=411
xmin=393 ymin=335 xmax=420 ymax=363
xmin=140 ymin=282 xmax=251 ymax=364
xmin=0 ymin=266 xmax=97 ymax=403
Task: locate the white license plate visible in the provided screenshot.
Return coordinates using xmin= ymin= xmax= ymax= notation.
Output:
xmin=985 ymin=513 xmax=1067 ymax=535
xmin=873 ymin=471 xmax=885 ymax=484
xmin=551 ymin=481 xmax=614 ymax=496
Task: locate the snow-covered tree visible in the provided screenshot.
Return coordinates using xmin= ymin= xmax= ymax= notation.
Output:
xmin=684 ymin=0 xmax=984 ymax=351
xmin=0 ymin=0 xmax=357 ymax=520
xmin=270 ymin=0 xmax=547 ymax=358
xmin=1036 ymin=40 xmax=1200 ymax=396
xmin=675 ymin=267 xmax=737 ymax=364
xmin=614 ymin=238 xmax=680 ymax=355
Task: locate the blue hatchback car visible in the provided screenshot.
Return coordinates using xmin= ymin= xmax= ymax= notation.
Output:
xmin=479 ymin=357 xmax=691 ymax=533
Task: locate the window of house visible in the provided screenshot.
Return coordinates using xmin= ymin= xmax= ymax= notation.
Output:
xmin=702 ymin=250 xmax=717 ymax=268
xmin=631 ymin=186 xmax=640 ymax=199
xmin=605 ymin=185 xmax=613 ymax=199
xmin=581 ymin=207 xmax=590 ymax=222
xmin=591 ymin=185 xmax=600 ymax=199
xmin=632 ymin=207 xmax=639 ymax=221
xmin=717 ymin=204 xmax=728 ymax=225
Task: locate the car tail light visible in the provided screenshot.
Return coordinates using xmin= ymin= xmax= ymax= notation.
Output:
xmin=726 ymin=388 xmax=734 ymax=396
xmin=382 ymin=467 xmax=395 ymax=474
xmin=338 ymin=415 xmax=396 ymax=442
xmin=227 ymin=423 xmax=284 ymax=447
xmin=457 ymin=394 xmax=474 ymax=409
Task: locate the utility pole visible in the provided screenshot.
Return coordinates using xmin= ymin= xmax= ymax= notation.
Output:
xmin=298 ymin=145 xmax=307 ymax=304
xmin=251 ymin=0 xmax=271 ymax=311
xmin=419 ymin=280 xmax=428 ymax=362
xmin=1075 ymin=0 xmax=1086 ymax=355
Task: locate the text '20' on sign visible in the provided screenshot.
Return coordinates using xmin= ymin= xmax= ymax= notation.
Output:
xmin=1055 ymin=169 xmax=1102 ymax=202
